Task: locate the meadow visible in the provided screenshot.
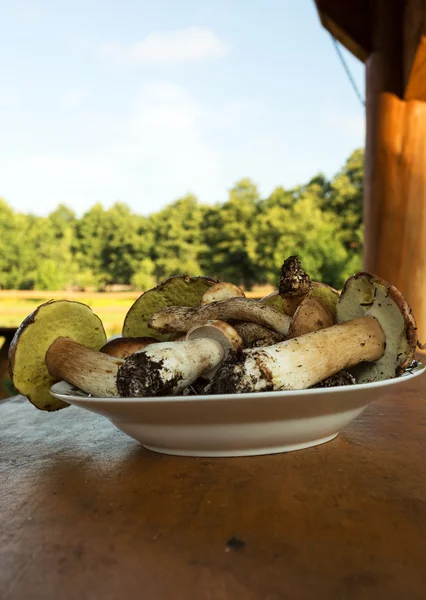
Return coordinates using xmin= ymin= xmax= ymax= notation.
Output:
xmin=0 ymin=287 xmax=272 ymax=340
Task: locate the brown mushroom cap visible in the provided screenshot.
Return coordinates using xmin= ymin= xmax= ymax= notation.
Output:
xmin=287 ymin=297 xmax=334 ymax=339
xmin=100 ymin=337 xmax=157 ymax=358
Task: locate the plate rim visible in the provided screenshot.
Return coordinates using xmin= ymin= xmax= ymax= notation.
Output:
xmin=49 ymin=361 xmax=426 ymax=404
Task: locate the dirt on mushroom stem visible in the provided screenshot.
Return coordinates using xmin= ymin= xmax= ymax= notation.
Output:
xmin=205 ymin=317 xmax=386 ymax=395
xmin=117 ymin=352 xmax=181 ymax=397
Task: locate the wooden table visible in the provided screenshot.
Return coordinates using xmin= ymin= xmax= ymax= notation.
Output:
xmin=1 ymin=371 xmax=426 ymax=600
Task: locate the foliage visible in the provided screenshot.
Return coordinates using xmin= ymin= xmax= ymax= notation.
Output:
xmin=0 ymin=149 xmax=364 ymax=291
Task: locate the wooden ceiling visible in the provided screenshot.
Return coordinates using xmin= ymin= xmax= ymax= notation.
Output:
xmin=314 ymin=0 xmax=372 ymax=62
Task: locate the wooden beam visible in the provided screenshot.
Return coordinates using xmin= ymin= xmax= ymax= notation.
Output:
xmin=404 ymin=0 xmax=426 ymax=100
xmin=365 ymin=0 xmax=426 ymax=340
xmin=314 ymin=0 xmax=371 ymax=62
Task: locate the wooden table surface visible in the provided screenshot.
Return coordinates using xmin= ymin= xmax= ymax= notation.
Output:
xmin=1 ymin=371 xmax=426 ymax=600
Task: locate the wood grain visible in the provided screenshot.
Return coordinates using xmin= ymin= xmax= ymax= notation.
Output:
xmin=404 ymin=0 xmax=426 ymax=100
xmin=364 ymin=0 xmax=426 ymax=340
xmin=1 ymin=370 xmax=426 ymax=600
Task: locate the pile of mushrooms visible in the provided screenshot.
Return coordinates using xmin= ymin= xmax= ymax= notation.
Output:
xmin=9 ymin=256 xmax=420 ymax=411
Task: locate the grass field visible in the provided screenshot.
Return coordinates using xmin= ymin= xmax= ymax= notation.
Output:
xmin=0 ymin=286 xmax=273 ymax=339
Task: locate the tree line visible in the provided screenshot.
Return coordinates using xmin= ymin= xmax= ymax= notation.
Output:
xmin=0 ymin=149 xmax=364 ymax=292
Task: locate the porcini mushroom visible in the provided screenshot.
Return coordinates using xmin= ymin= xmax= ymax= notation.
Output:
xmin=201 ymin=282 xmax=245 ymax=304
xmin=336 ymin=272 xmax=417 ymax=382
xmin=117 ymin=320 xmax=244 ymax=395
xmin=206 ymin=272 xmax=417 ymax=394
xmin=148 ymin=297 xmax=291 ymax=336
xmin=116 ymin=338 xmax=225 ymax=397
xmin=10 ymin=299 xmax=244 ymax=405
xmin=9 ymin=300 xmax=107 ymax=411
xmin=261 ymin=256 xmax=340 ymax=317
xmin=278 ymin=255 xmax=312 ymax=315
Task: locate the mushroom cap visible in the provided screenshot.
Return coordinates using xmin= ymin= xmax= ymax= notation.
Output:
xmin=100 ymin=337 xmax=157 ymax=358
xmin=336 ymin=272 xmax=418 ymax=382
xmin=186 ymin=319 xmax=243 ymax=349
xmin=122 ymin=275 xmax=218 ymax=342
xmin=261 ymin=282 xmax=340 ymax=317
xmin=288 ymin=296 xmax=334 ymax=339
xmin=201 ymin=282 xmax=246 ymax=304
xmin=186 ymin=320 xmax=244 ymax=379
xmin=8 ymin=300 xmax=107 ymax=411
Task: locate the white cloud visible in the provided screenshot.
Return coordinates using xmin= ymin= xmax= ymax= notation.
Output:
xmin=99 ymin=27 xmax=229 ymax=66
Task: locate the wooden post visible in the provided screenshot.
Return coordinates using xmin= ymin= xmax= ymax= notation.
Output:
xmin=364 ymin=0 xmax=426 ymax=340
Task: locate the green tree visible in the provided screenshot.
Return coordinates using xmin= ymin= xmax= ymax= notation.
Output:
xmin=200 ymin=178 xmax=261 ymax=288
xmin=150 ymin=195 xmax=207 ymax=281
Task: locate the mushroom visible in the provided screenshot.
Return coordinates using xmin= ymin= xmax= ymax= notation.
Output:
xmin=115 ymin=338 xmax=225 ymax=397
xmin=186 ymin=320 xmax=243 ymax=378
xmin=100 ymin=337 xmax=157 ymax=358
xmin=206 ymin=272 xmax=417 ymax=394
xmin=10 ymin=299 xmax=249 ymax=403
xmin=44 ymin=335 xmax=225 ymax=398
xmin=287 ymin=297 xmax=334 ymax=339
xmin=278 ymin=255 xmax=312 ymax=315
xmin=232 ymin=322 xmax=284 ymax=347
xmin=201 ymin=282 xmax=245 ymax=304
xmin=261 ymin=256 xmax=339 ymax=317
xmin=45 ymin=317 xmax=246 ymax=398
xmin=336 ymin=272 xmax=417 ymax=382
xmin=46 ymin=337 xmax=125 ymax=397
xmin=8 ymin=300 xmax=108 ymax=411
xmin=148 ymin=297 xmax=291 ymax=337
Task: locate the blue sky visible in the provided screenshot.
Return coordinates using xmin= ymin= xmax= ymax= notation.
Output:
xmin=0 ymin=0 xmax=365 ymax=216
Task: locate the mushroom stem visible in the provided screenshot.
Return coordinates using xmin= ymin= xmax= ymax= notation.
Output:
xmin=45 ymin=337 xmax=124 ymax=396
xmin=148 ymin=298 xmax=291 ymax=336
xmin=116 ymin=339 xmax=224 ymax=397
xmin=232 ymin=322 xmax=284 ymax=347
xmin=278 ymin=255 xmax=312 ymax=315
xmin=207 ymin=316 xmax=386 ymax=394
xmin=186 ymin=320 xmax=243 ymax=379
xmin=46 ymin=336 xmax=226 ymax=398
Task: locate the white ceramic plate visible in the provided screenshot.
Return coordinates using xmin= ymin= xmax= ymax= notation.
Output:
xmin=50 ymin=362 xmax=425 ymax=457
